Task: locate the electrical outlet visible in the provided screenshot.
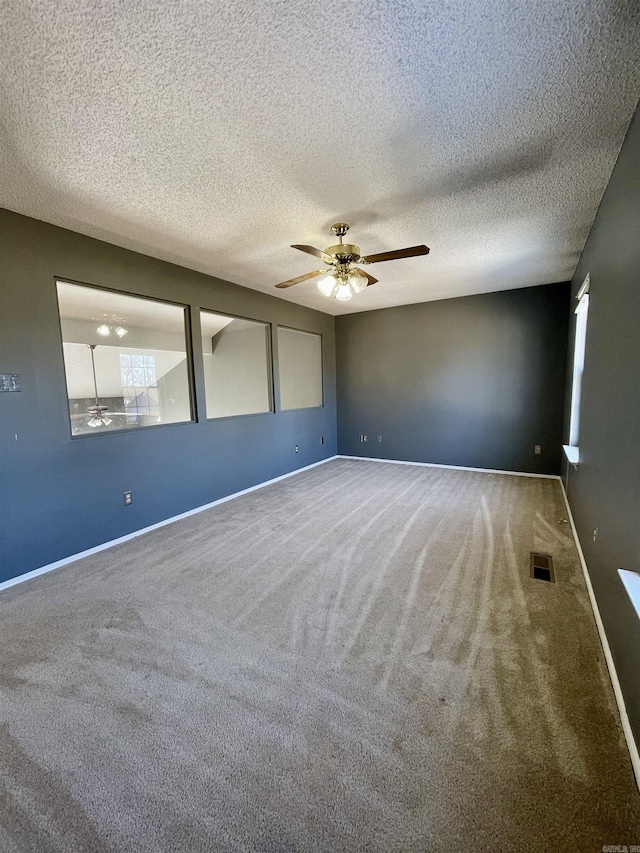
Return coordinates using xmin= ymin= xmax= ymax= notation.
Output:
xmin=534 ymin=445 xmax=542 ymax=455
xmin=363 ymin=435 xmax=368 ymax=442
xmin=377 ymin=435 xmax=382 ymax=443
xmin=593 ymin=527 xmax=598 ymax=542
xmin=295 ymin=445 xmax=299 ymax=453
xmin=123 ymin=491 xmax=133 ymax=506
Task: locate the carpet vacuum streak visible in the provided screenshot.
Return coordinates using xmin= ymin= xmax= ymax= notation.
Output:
xmin=1 ymin=459 xmax=639 ymax=852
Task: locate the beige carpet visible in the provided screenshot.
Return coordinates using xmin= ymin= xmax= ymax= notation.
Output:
xmin=1 ymin=458 xmax=639 ymax=852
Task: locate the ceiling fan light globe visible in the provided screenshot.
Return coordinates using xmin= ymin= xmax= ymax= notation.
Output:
xmin=96 ymin=324 xmax=110 ymax=337
xmin=114 ymin=326 xmax=128 ymax=338
xmin=317 ymin=274 xmax=336 ymax=297
xmin=349 ymin=271 xmax=367 ymax=293
xmin=335 ymin=283 xmax=352 ymax=301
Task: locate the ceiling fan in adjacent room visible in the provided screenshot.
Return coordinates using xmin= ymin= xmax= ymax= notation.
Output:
xmin=85 ymin=344 xmax=112 ymax=427
xmin=83 ymin=344 xmax=145 ymax=428
xmin=275 ymin=223 xmax=430 ymax=301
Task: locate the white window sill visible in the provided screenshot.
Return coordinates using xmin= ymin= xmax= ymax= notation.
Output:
xmin=619 ymin=570 xmax=640 ymax=623
xmin=563 ymin=445 xmax=580 ymax=466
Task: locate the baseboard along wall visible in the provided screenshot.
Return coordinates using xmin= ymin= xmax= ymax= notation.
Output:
xmin=0 ymin=457 xmax=339 ymax=594
xmin=340 ymin=454 xmax=639 ymax=787
xmin=2 ymin=451 xmax=637 ymax=790
xmin=336 ymin=454 xmax=561 ymax=478
xmin=558 ymin=479 xmax=640 ymax=791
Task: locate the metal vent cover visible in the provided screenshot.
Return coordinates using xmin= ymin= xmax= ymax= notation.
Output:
xmin=530 ymin=552 xmax=555 ymax=583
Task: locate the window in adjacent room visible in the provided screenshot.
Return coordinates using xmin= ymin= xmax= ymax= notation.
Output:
xmin=277 ymin=327 xmax=323 ymax=410
xmin=564 ymin=275 xmax=590 ymax=464
xmin=119 ymin=353 xmax=159 ymax=421
xmin=56 ymin=280 xmax=193 ymax=435
xmin=200 ymin=311 xmax=272 ymax=419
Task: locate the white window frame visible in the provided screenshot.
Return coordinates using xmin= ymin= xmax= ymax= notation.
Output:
xmin=563 ymin=275 xmax=590 ymax=466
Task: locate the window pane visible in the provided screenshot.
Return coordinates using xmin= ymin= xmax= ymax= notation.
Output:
xmin=56 ymin=281 xmax=192 ymax=435
xmin=200 ymin=311 xmax=272 ymax=419
xmin=278 ymin=327 xmax=322 ymax=410
xmin=568 ymin=292 xmax=589 ymax=446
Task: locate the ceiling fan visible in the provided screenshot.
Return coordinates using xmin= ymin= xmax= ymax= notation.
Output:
xmin=275 ymin=223 xmax=430 ymax=301
xmin=83 ymin=344 xmax=148 ymax=428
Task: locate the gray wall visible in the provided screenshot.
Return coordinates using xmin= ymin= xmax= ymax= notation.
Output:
xmin=336 ymin=283 xmax=570 ymax=474
xmin=562 ymin=108 xmax=640 ymax=746
xmin=0 ymin=209 xmax=337 ymax=584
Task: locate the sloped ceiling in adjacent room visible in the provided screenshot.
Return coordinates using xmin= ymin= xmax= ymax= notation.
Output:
xmin=1 ymin=0 xmax=639 ymax=315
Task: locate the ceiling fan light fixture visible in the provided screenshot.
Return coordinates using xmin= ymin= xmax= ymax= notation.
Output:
xmin=86 ymin=405 xmax=112 ymax=428
xmin=87 ymin=416 xmax=113 ymax=428
xmin=317 ymin=274 xmax=337 ymax=296
xmin=85 ymin=345 xmax=113 ymax=429
xmin=335 ymin=283 xmax=353 ymax=301
xmin=96 ymin=324 xmax=110 ymax=337
xmin=114 ymin=326 xmax=128 ymax=338
xmin=349 ymin=270 xmax=367 ymax=294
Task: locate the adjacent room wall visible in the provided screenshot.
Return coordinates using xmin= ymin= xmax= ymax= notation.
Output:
xmin=277 ymin=327 xmax=323 ymax=411
xmin=336 ymin=283 xmax=570 ymax=474
xmin=203 ymin=322 xmax=271 ymax=419
xmin=0 ymin=209 xmax=337 ymax=584
xmin=562 ymin=107 xmax=640 ymax=748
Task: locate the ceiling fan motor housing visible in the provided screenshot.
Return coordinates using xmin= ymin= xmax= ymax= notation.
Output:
xmin=325 ymin=243 xmax=361 ymax=263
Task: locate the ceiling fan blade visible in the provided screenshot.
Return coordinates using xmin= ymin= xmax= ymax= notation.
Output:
xmin=291 ymin=244 xmax=334 ymax=264
xmin=357 ymin=269 xmax=378 ymax=286
xmin=359 ymin=245 xmax=430 ymax=265
xmin=275 ymin=269 xmax=328 ymax=289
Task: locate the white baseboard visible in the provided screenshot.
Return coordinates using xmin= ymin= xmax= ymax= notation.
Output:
xmin=0 ymin=454 xmax=553 ymax=596
xmin=0 ymin=456 xmax=338 ymax=594
xmin=6 ymin=451 xmax=637 ymax=791
xmin=343 ymin=454 xmax=640 ymax=787
xmin=559 ymin=479 xmax=640 ymax=790
xmin=337 ymin=454 xmax=561 ymax=479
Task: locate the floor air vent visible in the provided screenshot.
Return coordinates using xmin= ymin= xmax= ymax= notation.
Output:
xmin=530 ymin=553 xmax=555 ymax=583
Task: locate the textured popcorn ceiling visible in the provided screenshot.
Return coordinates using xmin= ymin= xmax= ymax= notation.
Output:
xmin=1 ymin=1 xmax=639 ymax=315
